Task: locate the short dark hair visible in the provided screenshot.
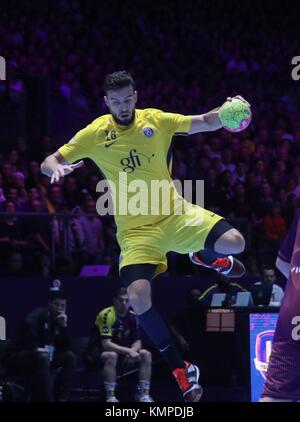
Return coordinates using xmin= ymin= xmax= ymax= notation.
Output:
xmin=103 ymin=71 xmax=136 ymax=94
xmin=263 ymin=267 xmax=275 ymax=274
xmin=48 ymin=290 xmax=66 ymax=302
xmin=114 ymin=287 xmax=127 ymax=299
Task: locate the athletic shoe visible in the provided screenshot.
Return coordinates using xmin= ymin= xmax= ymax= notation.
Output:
xmin=172 ymin=361 xmax=203 ymax=402
xmin=106 ymin=396 xmax=119 ymax=402
xmin=189 ymin=253 xmax=245 ymax=278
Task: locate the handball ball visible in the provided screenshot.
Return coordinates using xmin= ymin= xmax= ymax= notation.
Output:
xmin=219 ymin=97 xmax=252 ymax=132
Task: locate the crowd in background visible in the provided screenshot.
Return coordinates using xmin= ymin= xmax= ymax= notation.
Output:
xmin=1 ymin=0 xmax=300 ymax=277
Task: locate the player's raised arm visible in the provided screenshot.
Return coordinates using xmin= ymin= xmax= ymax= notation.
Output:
xmin=40 ymin=123 xmax=95 ymax=183
xmin=189 ymin=95 xmax=251 ymax=135
xmin=189 ymin=108 xmax=222 ymax=134
xmin=40 ymin=151 xmax=84 ymax=184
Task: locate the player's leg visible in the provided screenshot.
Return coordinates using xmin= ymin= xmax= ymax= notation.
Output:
xmin=121 ymin=264 xmax=203 ymax=402
xmin=136 ymin=349 xmax=153 ymax=402
xmin=101 ymin=351 xmax=119 ymax=402
xmin=189 ymin=217 xmax=246 ymax=278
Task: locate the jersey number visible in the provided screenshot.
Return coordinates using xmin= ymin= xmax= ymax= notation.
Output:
xmin=105 ymin=130 xmax=117 ymax=141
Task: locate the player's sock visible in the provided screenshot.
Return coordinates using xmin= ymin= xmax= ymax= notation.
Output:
xmin=104 ymin=382 xmax=117 ymax=399
xmin=138 ymin=307 xmax=185 ymax=370
xmin=137 ymin=379 xmax=150 ymax=396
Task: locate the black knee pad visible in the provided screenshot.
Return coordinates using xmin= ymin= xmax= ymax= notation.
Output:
xmin=120 ymin=264 xmax=157 ymax=287
xmin=204 ymin=218 xmax=234 ymax=250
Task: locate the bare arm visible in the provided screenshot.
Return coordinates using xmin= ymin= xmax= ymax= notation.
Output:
xmin=189 ymin=108 xmax=222 ymax=134
xmin=40 ymin=151 xmax=67 ymax=176
xmin=40 ymin=151 xmax=84 ymax=183
xmin=101 ymin=338 xmax=133 ymax=356
xmin=276 ymin=256 xmax=290 ymax=279
xmin=189 ymin=95 xmax=250 ymax=135
xmin=131 ymin=339 xmax=142 ymax=352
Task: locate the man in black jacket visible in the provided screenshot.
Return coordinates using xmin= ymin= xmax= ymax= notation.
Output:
xmin=4 ymin=290 xmax=76 ymax=401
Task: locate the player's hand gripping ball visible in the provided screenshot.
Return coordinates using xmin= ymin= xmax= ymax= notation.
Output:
xmin=219 ymin=96 xmax=252 ymax=132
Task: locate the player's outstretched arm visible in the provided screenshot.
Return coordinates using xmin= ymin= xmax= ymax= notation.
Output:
xmin=40 ymin=151 xmax=83 ymax=184
xmin=189 ymin=95 xmax=250 ymax=134
xmin=189 ymin=108 xmax=222 ymax=134
xmin=276 ymin=256 xmax=290 ymax=279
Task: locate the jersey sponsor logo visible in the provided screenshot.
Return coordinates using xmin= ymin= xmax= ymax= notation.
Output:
xmin=143 ymin=127 xmax=154 ymax=137
xmin=102 ymin=326 xmax=109 ymax=334
xmin=120 ymin=149 xmax=155 ymax=173
xmin=105 ymin=130 xmax=117 ymax=147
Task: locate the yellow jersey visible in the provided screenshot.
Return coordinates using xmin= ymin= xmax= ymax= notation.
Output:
xmin=58 ymin=108 xmax=191 ymax=232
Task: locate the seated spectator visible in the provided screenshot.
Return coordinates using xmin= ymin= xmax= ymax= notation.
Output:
xmin=1 ymin=162 xmax=13 ymax=186
xmin=254 ymin=267 xmax=284 ymax=306
xmin=0 ymin=182 xmax=6 ymax=209
xmin=84 ymin=287 xmax=153 ymax=402
xmin=27 ymin=160 xmax=42 ymax=186
xmin=62 ymin=176 xmax=81 ymax=209
xmin=26 ymin=199 xmax=51 ymax=255
xmin=0 ymin=201 xmax=28 ymax=259
xmin=0 ymin=251 xmax=26 ymax=277
xmin=75 ymin=197 xmax=104 ymax=264
xmin=233 ymin=161 xmax=248 ymax=184
xmin=3 ymin=187 xmax=27 ymax=212
xmin=198 ymin=274 xmax=248 ymax=307
xmin=45 ymin=184 xmax=66 ymax=213
xmin=3 ymin=289 xmax=76 ymax=401
xmin=245 ymin=255 xmax=261 ymax=278
xmin=11 ymin=171 xmax=28 ymax=210
xmin=32 ymin=253 xmax=52 ymax=277
xmin=262 ymin=202 xmax=287 ymax=247
xmin=226 ymin=182 xmax=252 ymax=218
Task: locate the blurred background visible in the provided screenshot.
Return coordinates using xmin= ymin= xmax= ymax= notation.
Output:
xmin=0 ymin=0 xmax=300 ymax=402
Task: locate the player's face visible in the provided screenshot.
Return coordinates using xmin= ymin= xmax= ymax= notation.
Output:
xmin=49 ymin=299 xmax=66 ymax=317
xmin=105 ymin=86 xmax=137 ymax=126
xmin=263 ymin=270 xmax=276 ymax=285
xmin=114 ymin=293 xmax=130 ymax=316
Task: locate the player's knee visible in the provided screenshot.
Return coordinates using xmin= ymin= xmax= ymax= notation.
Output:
xmin=101 ymin=351 xmax=118 ymax=365
xmin=229 ymin=230 xmax=245 ymax=253
xmin=127 ymin=280 xmax=152 ymax=315
xmin=139 ymin=349 xmax=152 ymax=363
xmin=215 ymin=229 xmax=245 ymax=255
